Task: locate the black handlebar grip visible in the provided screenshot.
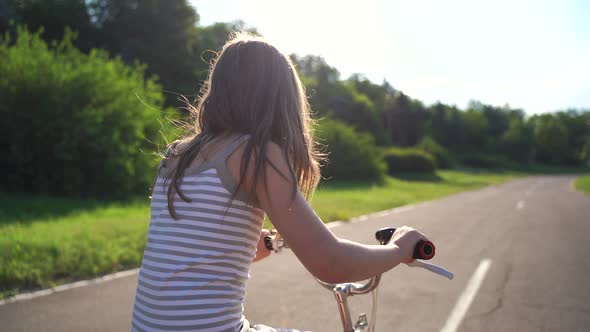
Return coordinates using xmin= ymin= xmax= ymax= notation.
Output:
xmin=375 ymin=227 xmax=396 ymax=245
xmin=264 ymin=236 xmax=273 ymax=251
xmin=375 ymin=227 xmax=435 ymax=260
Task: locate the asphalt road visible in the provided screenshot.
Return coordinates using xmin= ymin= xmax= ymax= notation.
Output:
xmin=1 ymin=175 xmax=589 ymax=332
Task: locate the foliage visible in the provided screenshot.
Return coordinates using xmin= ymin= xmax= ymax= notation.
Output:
xmin=1 ymin=0 xmax=239 ymax=106
xmin=1 ymin=0 xmax=97 ymax=51
xmin=1 ymin=0 xmax=590 ymax=187
xmin=0 ymin=27 xmax=168 ymax=197
xmin=0 ymin=193 xmax=149 ymax=298
xmin=91 ymin=0 xmax=199 ymax=103
xmin=531 ymin=114 xmax=570 ymax=164
xmin=458 ymin=153 xmax=513 ymax=169
xmin=316 ymin=118 xmax=386 ymax=181
xmin=383 ymin=148 xmax=436 ymax=174
xmin=383 ymin=91 xmax=429 ymax=147
xmin=461 ymin=108 xmax=490 ymax=150
xmin=500 ymin=117 xmax=533 ymax=162
xmin=574 ymin=175 xmax=590 ymax=196
xmin=418 ymin=137 xmax=454 ymax=169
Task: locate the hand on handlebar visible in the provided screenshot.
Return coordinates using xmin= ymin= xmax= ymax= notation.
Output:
xmin=253 ymin=229 xmax=272 ymax=262
xmin=388 ymin=226 xmax=429 ymax=263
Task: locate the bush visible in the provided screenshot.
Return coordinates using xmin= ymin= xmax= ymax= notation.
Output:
xmin=383 ymin=148 xmax=436 ymax=174
xmin=0 ymin=27 xmax=168 ymax=198
xmin=316 ymin=118 xmax=386 ymax=181
xmin=418 ymin=137 xmax=454 ymax=168
xmin=458 ymin=153 xmax=513 ymax=169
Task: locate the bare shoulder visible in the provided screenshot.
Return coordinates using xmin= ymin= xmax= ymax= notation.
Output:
xmin=226 ymin=140 xmax=292 ymax=189
xmin=264 ymin=141 xmax=285 ymax=161
xmin=227 ymin=140 xmax=288 ymax=170
xmin=164 ymin=138 xmax=193 ymax=157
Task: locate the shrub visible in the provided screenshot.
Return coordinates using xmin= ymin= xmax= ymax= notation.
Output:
xmin=458 ymin=153 xmax=513 ymax=169
xmin=0 ymin=27 xmax=168 ymax=198
xmin=316 ymin=118 xmax=386 ymax=181
xmin=418 ymin=137 xmax=454 ymax=168
xmin=383 ymin=148 xmax=436 ymax=174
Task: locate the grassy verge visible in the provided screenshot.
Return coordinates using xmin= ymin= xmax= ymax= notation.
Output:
xmin=0 ymin=196 xmax=150 ymax=299
xmin=0 ymin=170 xmax=517 ymax=299
xmin=574 ymin=175 xmax=590 ymax=195
xmin=310 ymin=170 xmax=518 ymax=222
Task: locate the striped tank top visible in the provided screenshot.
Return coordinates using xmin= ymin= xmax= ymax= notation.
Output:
xmin=131 ymin=135 xmax=265 ymax=332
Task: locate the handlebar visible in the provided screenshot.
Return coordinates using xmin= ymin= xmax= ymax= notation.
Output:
xmin=316 ymin=275 xmax=382 ymax=295
xmin=375 ymin=227 xmax=435 ymax=260
xmin=263 ymin=226 xmax=453 ymax=281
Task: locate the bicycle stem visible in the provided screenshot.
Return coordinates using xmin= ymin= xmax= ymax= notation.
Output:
xmin=318 ymin=275 xmax=382 ymax=332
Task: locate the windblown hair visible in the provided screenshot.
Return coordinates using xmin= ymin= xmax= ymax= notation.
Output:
xmin=163 ymin=32 xmax=322 ymax=218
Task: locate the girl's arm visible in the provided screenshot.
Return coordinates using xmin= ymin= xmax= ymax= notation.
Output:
xmin=228 ymin=142 xmax=428 ymax=284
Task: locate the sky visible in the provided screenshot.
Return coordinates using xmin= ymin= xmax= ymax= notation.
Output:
xmin=190 ymin=0 xmax=590 ymax=114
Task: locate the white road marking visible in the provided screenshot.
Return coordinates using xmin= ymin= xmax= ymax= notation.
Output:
xmin=333 ymin=203 xmax=419 ymax=226
xmin=375 ymin=210 xmax=390 ymax=217
xmin=351 ymin=215 xmax=369 ymax=223
xmin=326 ymin=221 xmax=345 ymax=229
xmin=0 ymin=268 xmax=139 ymax=306
xmin=440 ymin=259 xmax=492 ymax=332
xmin=391 ymin=205 xmax=415 ymax=214
xmin=516 ymin=200 xmax=525 ymax=210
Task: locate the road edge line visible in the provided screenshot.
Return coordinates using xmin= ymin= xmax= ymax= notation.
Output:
xmin=0 ymin=268 xmax=139 ymax=306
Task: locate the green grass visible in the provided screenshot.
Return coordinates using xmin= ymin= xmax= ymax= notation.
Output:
xmin=574 ymin=175 xmax=590 ymax=195
xmin=0 ymin=170 xmax=518 ymax=299
xmin=0 ymin=196 xmax=150 ymax=299
xmin=310 ymin=170 xmax=517 ymax=222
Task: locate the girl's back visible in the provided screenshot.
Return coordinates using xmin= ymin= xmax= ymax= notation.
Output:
xmin=131 ymin=135 xmax=265 ymax=332
xmin=130 ymin=32 xmax=428 ymax=332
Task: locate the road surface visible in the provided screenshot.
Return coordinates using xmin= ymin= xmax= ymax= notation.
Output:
xmin=1 ymin=175 xmax=589 ymax=331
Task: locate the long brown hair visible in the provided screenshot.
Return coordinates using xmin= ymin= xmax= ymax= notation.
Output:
xmin=163 ymin=32 xmax=322 ymax=218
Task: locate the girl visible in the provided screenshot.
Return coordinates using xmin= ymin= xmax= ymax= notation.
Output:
xmin=130 ymin=32 xmax=429 ymax=332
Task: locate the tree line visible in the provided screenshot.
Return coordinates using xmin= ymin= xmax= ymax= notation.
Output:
xmin=1 ymin=0 xmax=589 ymax=196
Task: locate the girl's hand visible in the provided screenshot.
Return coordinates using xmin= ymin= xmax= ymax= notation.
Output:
xmin=253 ymin=229 xmax=272 ymax=262
xmin=389 ymin=226 xmax=428 ymax=263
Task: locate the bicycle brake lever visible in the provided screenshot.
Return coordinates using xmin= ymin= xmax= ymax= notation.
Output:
xmin=264 ymin=235 xmax=287 ymax=253
xmin=406 ymin=260 xmax=454 ymax=280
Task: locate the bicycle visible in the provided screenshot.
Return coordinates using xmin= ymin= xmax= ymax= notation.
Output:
xmin=264 ymin=227 xmax=454 ymax=332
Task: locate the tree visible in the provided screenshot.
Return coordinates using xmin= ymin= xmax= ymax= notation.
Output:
xmin=555 ymin=110 xmax=590 ymax=165
xmin=192 ymin=21 xmax=258 ymax=88
xmin=532 ymin=114 xmax=569 ymax=164
xmin=0 ymin=27 xmax=167 ymax=197
xmin=426 ymin=103 xmax=466 ymax=149
xmin=1 ymin=0 xmax=96 ymax=51
xmin=2 ymin=0 xmax=204 ymax=106
xmin=461 ymin=108 xmax=490 ymax=151
xmin=291 ymin=54 xmax=342 ymax=117
xmin=383 ymin=92 xmax=429 ymax=147
xmin=500 ymin=118 xmax=533 ymax=162
xmin=92 ymin=0 xmax=199 ymax=103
